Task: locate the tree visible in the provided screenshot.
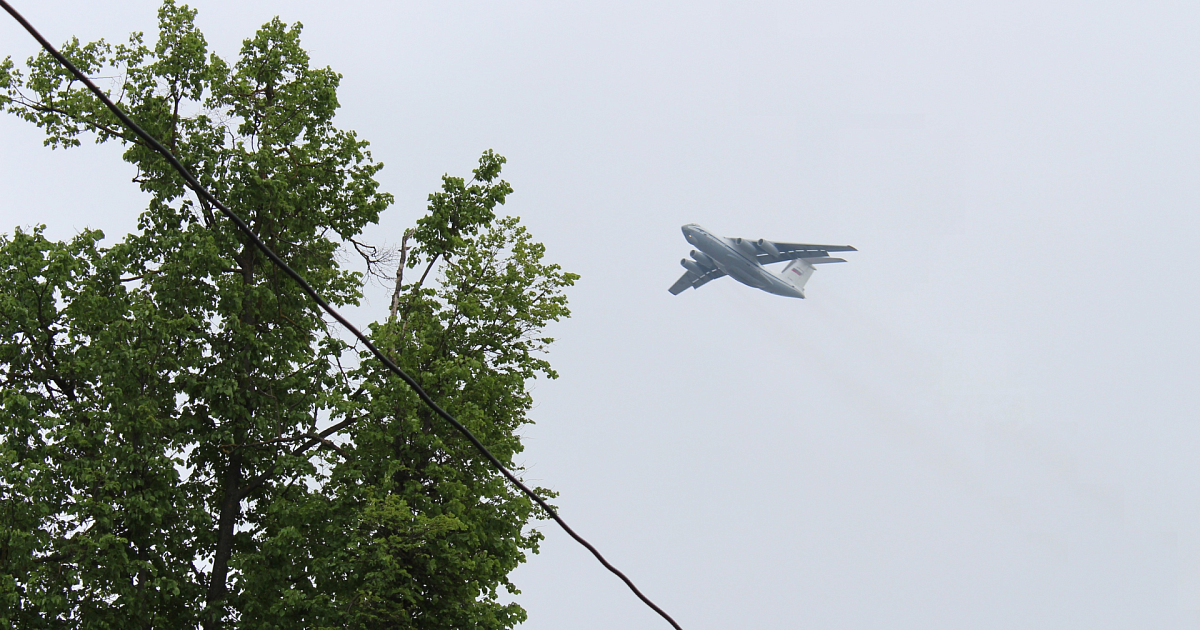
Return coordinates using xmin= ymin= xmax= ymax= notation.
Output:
xmin=0 ymin=3 xmax=576 ymax=628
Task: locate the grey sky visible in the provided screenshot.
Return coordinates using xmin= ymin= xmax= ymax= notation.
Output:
xmin=4 ymin=1 xmax=1200 ymax=628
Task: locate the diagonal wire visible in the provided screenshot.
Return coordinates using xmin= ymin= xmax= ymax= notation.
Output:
xmin=0 ymin=3 xmax=683 ymax=629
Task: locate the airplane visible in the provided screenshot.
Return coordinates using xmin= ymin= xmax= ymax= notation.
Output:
xmin=668 ymin=224 xmax=856 ymax=299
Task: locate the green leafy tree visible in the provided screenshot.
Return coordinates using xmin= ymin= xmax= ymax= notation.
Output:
xmin=0 ymin=3 xmax=576 ymax=628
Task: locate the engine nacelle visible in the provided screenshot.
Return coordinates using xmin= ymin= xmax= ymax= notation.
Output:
xmin=757 ymin=238 xmax=782 ymax=259
xmin=680 ymin=258 xmax=704 ymax=275
xmin=730 ymin=237 xmax=759 ymax=257
xmin=690 ymin=250 xmax=715 ymax=267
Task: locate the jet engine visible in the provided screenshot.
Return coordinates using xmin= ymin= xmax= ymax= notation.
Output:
xmin=689 ymin=250 xmax=715 ymax=267
xmin=756 ymin=238 xmax=782 ymax=259
xmin=730 ymin=237 xmax=758 ymax=257
xmin=680 ymin=258 xmax=704 ymax=275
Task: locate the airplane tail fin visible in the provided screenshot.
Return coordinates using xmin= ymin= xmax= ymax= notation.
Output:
xmin=779 ymin=258 xmax=815 ymax=294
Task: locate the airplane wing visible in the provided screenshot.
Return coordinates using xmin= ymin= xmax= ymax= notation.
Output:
xmin=750 ymin=240 xmax=857 ymax=265
xmin=668 ymin=267 xmax=727 ymax=294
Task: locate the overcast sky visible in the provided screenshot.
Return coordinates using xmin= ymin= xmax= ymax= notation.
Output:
xmin=4 ymin=1 xmax=1200 ymax=628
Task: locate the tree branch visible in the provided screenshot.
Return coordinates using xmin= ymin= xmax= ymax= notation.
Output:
xmin=235 ymin=407 xmax=366 ymax=502
xmin=8 ymin=94 xmax=144 ymax=146
xmin=389 ymin=229 xmax=414 ymax=320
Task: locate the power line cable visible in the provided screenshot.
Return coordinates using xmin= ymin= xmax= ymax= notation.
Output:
xmin=0 ymin=3 xmax=683 ymax=628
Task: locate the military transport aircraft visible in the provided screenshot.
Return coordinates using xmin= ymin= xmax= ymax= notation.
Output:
xmin=669 ymin=224 xmax=856 ymax=299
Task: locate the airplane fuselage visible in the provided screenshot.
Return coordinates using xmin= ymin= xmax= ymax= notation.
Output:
xmin=682 ymin=224 xmax=805 ymax=298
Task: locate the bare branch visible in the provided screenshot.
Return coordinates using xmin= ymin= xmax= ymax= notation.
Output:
xmin=389 ymin=228 xmax=414 ymax=320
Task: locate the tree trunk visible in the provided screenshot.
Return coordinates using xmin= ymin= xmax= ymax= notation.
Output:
xmin=203 ymin=449 xmax=243 ymax=630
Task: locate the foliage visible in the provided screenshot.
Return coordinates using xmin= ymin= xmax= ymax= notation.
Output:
xmin=0 ymin=3 xmax=576 ymax=628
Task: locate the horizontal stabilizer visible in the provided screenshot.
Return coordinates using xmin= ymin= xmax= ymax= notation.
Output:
xmin=805 ymin=257 xmax=846 ymax=264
